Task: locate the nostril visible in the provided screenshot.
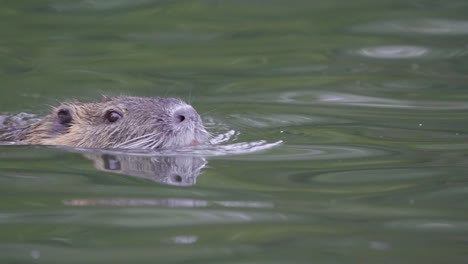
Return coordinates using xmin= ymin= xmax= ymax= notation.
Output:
xmin=173 ymin=106 xmax=198 ymax=125
xmin=177 ymin=115 xmax=186 ymax=123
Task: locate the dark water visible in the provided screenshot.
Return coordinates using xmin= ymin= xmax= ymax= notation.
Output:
xmin=1 ymin=0 xmax=468 ymax=263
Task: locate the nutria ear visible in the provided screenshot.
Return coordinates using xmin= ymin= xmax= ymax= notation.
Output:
xmin=51 ymin=108 xmax=73 ymax=135
xmin=57 ymin=108 xmax=72 ymax=126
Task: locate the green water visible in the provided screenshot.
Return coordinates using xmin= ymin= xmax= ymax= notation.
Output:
xmin=1 ymin=0 xmax=468 ymax=263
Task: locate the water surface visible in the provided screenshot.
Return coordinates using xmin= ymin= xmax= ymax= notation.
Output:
xmin=1 ymin=0 xmax=468 ymax=263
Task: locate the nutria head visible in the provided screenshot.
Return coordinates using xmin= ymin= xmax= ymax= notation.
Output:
xmin=21 ymin=96 xmax=210 ymax=149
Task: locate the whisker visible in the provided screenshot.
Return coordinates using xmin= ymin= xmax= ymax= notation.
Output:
xmin=149 ymin=137 xmax=163 ymax=149
xmin=115 ymin=133 xmax=154 ymax=148
xmin=124 ymin=136 xmax=158 ymax=149
xmin=118 ymin=132 xmax=163 ymax=148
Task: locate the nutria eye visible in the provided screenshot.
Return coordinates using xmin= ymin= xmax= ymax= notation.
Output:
xmin=105 ymin=110 xmax=122 ymax=123
xmin=57 ymin=109 xmax=72 ymax=126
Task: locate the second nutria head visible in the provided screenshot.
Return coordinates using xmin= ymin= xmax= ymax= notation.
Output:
xmin=21 ymin=96 xmax=210 ymax=150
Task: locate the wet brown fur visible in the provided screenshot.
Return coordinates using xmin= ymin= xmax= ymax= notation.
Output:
xmin=1 ymin=96 xmax=208 ymax=149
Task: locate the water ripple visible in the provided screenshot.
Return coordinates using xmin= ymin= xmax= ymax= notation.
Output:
xmin=356 ymin=45 xmax=429 ymax=59
xmin=385 ymin=219 xmax=468 ymax=232
xmin=126 ymin=31 xmax=221 ymax=43
xmin=170 ymin=139 xmax=284 ymax=156
xmin=352 ymin=19 xmax=468 ymax=35
xmin=312 ymin=168 xmax=443 ymax=184
xmin=274 ymin=91 xmax=468 ymax=110
xmin=229 ymin=114 xmax=325 ymax=128
xmin=218 ymin=145 xmax=390 ymax=161
xmin=0 ymin=209 xmax=290 ymax=227
xmin=51 ymin=0 xmax=152 ymax=11
xmin=206 ymin=90 xmax=468 ymax=110
xmin=64 ymin=198 xmax=274 ymax=209
xmin=353 ymin=45 xmax=468 ymax=59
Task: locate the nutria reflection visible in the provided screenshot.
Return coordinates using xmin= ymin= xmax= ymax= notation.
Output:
xmin=84 ymin=153 xmax=207 ymax=186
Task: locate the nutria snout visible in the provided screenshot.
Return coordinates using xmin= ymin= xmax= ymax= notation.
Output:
xmin=0 ymin=96 xmax=210 ymax=150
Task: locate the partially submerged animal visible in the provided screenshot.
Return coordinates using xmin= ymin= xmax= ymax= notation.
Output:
xmin=0 ymin=96 xmax=209 ymax=150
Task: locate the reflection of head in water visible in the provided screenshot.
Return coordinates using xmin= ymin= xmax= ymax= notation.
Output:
xmin=85 ymin=153 xmax=207 ymax=186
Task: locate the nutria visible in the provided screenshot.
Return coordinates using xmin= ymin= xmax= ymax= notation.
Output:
xmin=0 ymin=96 xmax=210 ymax=150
